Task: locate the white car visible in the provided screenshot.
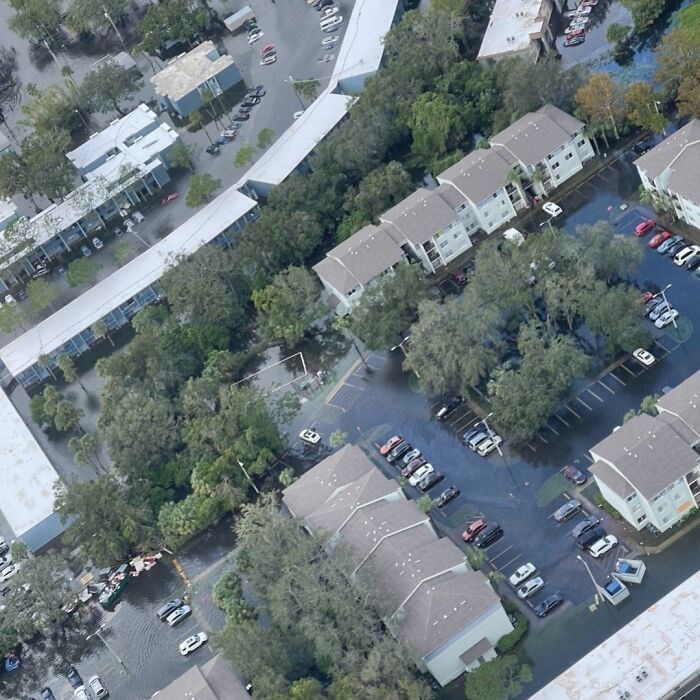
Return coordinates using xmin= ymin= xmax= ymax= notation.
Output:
xmin=260 ymin=55 xmax=277 ymax=65
xmin=517 ymin=576 xmax=544 ymax=599
xmin=589 ymin=535 xmax=618 ymax=558
xmin=674 ymin=245 xmax=700 ymax=266
xmin=320 ymin=6 xmax=339 ymax=18
xmin=543 ymin=202 xmax=563 ymax=217
xmin=88 ymin=676 xmax=108 ymax=699
xmin=293 ymin=110 xmax=305 ymax=119
xmin=409 ymin=463 xmax=434 ymax=487
xmin=4 ymin=295 xmax=16 ymax=305
xmin=477 ymin=435 xmax=503 ymax=456
xmin=74 ymin=688 xmax=89 ymax=700
xmin=299 ymin=429 xmax=321 ymax=445
xmin=509 ymin=562 xmax=536 ymax=587
xmin=248 ymin=31 xmax=264 ymax=44
xmin=632 ymin=348 xmax=655 ymax=366
xmin=92 ymin=237 xmax=104 ymax=250
xmin=166 ymin=604 xmax=192 ymax=626
xmin=655 ymin=308 xmax=679 ymax=328
xmin=179 ymin=632 xmax=208 ymax=656
xmin=0 ymin=564 xmax=17 ymax=582
xmin=321 ymin=35 xmax=338 ymax=47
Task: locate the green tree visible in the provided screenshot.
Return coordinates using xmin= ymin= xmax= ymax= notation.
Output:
xmin=212 ymin=569 xmax=254 ymax=622
xmin=278 ymin=467 xmax=295 ymax=488
xmin=91 ymin=319 xmax=114 ymax=346
xmin=166 ymin=140 xmax=196 ymax=172
xmin=138 ymin=0 xmax=210 ymax=55
xmin=157 ymin=492 xmax=224 ymax=549
xmin=257 ymin=128 xmax=274 ymax=149
xmin=625 ymin=82 xmax=667 ymax=133
xmin=9 ymin=540 xmax=28 ymax=562
xmin=26 ymin=278 xmax=58 ymax=316
xmin=185 ymin=173 xmax=220 ymax=208
xmin=292 ymin=78 xmax=320 ymax=105
xmin=350 ymin=264 xmax=428 ymax=349
xmin=7 ymin=0 xmax=62 ymax=41
xmin=53 ymin=400 xmax=83 ymax=432
xmin=68 ymin=432 xmax=105 ymax=473
xmin=575 ymin=73 xmax=627 ymax=140
xmin=607 ymin=22 xmax=630 ymax=44
xmin=234 ymin=144 xmax=256 ymax=168
xmin=465 ymin=655 xmax=532 ymax=700
xmin=80 ymin=59 xmax=144 ymax=115
xmin=0 ymin=303 xmax=24 ymax=333
xmin=21 ymin=82 xmax=81 ymax=137
xmin=54 ymin=477 xmax=156 ymax=565
xmin=655 ymin=27 xmax=700 ymax=104
xmin=408 ymin=91 xmax=464 ymax=168
xmin=329 ymin=430 xmax=347 ymax=448
xmin=252 ymin=266 xmax=322 ymax=346
xmin=66 ymin=258 xmax=100 ymax=287
xmin=65 ymin=0 xmax=130 ymax=34
xmin=56 ymin=354 xmax=77 ymax=383
xmin=621 ymin=0 xmax=666 ymax=31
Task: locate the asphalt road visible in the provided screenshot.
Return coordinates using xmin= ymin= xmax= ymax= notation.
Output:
xmin=285 ymin=142 xmax=700 ymax=693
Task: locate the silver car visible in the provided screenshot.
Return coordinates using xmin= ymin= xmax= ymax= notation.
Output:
xmin=166 ymin=604 xmax=192 ymax=627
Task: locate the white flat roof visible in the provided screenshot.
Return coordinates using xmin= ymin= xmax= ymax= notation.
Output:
xmin=241 ymin=89 xmax=350 ymax=189
xmin=0 ymin=187 xmax=257 ymax=377
xmin=478 ymin=0 xmax=548 ymax=60
xmin=533 ymin=569 xmax=700 ymax=699
xmin=331 ymin=0 xmax=400 ymax=87
xmin=67 ymin=104 xmax=162 ymax=171
xmin=0 ymin=389 xmax=61 ymax=538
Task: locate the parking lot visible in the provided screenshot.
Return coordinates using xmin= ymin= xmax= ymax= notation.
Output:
xmin=289 ymin=142 xmax=700 ymax=632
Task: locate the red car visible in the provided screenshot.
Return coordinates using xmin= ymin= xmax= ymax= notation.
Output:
xmin=641 ymin=290 xmax=655 ymax=302
xmin=379 ymin=435 xmax=402 ymax=456
xmin=462 ymin=518 xmax=487 ymax=542
xmin=566 ymin=28 xmax=584 ymax=37
xmin=401 ymin=457 xmax=426 ymax=478
xmin=648 ymin=229 xmax=672 ymax=248
xmin=580 ymin=0 xmax=598 ymax=6
xmin=634 ymin=219 xmax=656 ymax=237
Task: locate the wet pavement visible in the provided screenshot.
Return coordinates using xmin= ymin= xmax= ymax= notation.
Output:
xmin=285 ymin=143 xmax=700 ymax=693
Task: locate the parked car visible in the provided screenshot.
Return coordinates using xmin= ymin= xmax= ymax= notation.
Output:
xmin=462 ymin=518 xmax=488 ymax=542
xmin=577 ymin=526 xmax=607 ymax=550
xmin=564 ymin=36 xmax=585 ymax=47
xmin=0 ymin=564 xmax=17 ymax=582
xmin=589 ymin=535 xmax=618 ymax=558
xmin=649 ymin=300 xmax=671 ymax=322
xmin=436 ymin=486 xmax=460 ymax=508
xmin=462 ymin=422 xmax=486 ymax=443
xmin=88 ymin=676 xmax=108 ymax=699
xmin=674 ymin=245 xmax=700 ymax=266
xmin=475 ymin=523 xmax=503 ymax=548
xmin=260 ymin=54 xmax=277 ymax=65
xmin=320 ymin=5 xmax=339 ymax=17
xmin=401 ymin=448 xmax=422 ymax=467
xmin=658 ymin=234 xmax=684 ymax=253
xmin=687 ymin=253 xmax=700 ymax=271
xmin=179 ymin=632 xmax=208 ymax=656
xmin=67 ymin=667 xmax=83 ymax=689
xmin=517 ymin=576 xmax=544 ymax=599
xmin=509 ymin=562 xmax=536 ymax=586
xmin=74 ymin=688 xmax=89 ymax=700
xmin=666 ymin=239 xmax=687 ymax=257
xmin=246 ymin=85 xmax=266 ymax=97
xmin=553 ymin=499 xmax=582 ymax=522
xmin=571 ymin=515 xmax=601 ymax=538
xmin=321 ymin=35 xmax=339 ymax=47
xmin=299 ymin=429 xmax=321 ymax=445
xmin=477 ymin=435 xmax=503 ymax=456
xmin=543 ymin=202 xmax=562 ymax=217
xmin=644 ymin=297 xmax=664 ymax=316
xmin=41 ymin=689 xmax=56 ymax=700
xmin=565 ymin=27 xmax=584 ymax=37
xmin=380 ymin=435 xmax=403 ymax=456
xmin=655 ymin=309 xmax=679 ymax=328
xmin=387 ymin=442 xmax=412 ymax=464
xmin=91 ymin=237 xmax=103 ymax=250
xmin=166 ymin=604 xmax=192 ymax=627
xmin=449 ymin=269 xmax=468 ymax=286
xmin=0 ymin=583 xmax=10 ymax=596
xmin=632 ymin=348 xmax=655 ymax=366
xmin=401 ymin=456 xmax=427 ymax=477
xmin=247 ymin=30 xmax=264 ymax=43
xmin=467 ymin=430 xmax=490 ymax=451
xmin=238 ymin=105 xmax=253 ymax=114
xmin=80 ymin=245 xmax=92 ymax=257
xmin=418 ymin=470 xmax=444 ymax=492
xmin=409 ymin=463 xmax=434 ymax=487
xmin=533 ymin=594 xmax=563 ymax=618
xmin=560 ymin=465 xmax=587 ymax=485
xmin=243 ymin=96 xmax=261 ymax=106
xmin=0 ymin=541 xmax=7 ymax=556
xmin=232 ymin=113 xmax=250 ymax=122
xmin=157 ymin=599 xmax=183 ymax=620
xmin=634 ymin=219 xmax=656 ymax=236
xmin=436 ymin=397 xmax=462 ymax=420
xmin=648 ymin=230 xmax=672 ymax=248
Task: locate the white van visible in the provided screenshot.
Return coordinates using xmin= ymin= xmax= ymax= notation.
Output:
xmin=320 ymin=15 xmax=343 ymax=30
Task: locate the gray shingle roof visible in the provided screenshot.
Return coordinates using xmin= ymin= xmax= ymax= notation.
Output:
xmin=656 ymin=369 xmax=700 ymax=442
xmin=634 ymin=120 xmax=700 ymax=183
xmin=312 ymin=223 xmax=405 ymax=294
xmin=437 ymin=147 xmax=515 ymax=204
xmin=590 ymin=413 xmax=699 ymax=500
xmin=394 ymin=570 xmax=500 ymax=658
xmin=156 ymin=654 xmax=250 ymax=700
xmin=460 ymin=637 xmax=493 ymax=666
xmin=588 ymin=460 xmax=636 ymax=500
xmin=380 ymin=187 xmax=460 ymax=245
xmin=490 ymin=104 xmax=584 ymax=166
xmin=282 ymin=444 xmax=377 ymax=519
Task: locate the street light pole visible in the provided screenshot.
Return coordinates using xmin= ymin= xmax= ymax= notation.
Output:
xmin=576 ymin=555 xmax=605 ymax=600
xmin=483 ymin=412 xmax=518 ymax=492
xmin=286 ymin=75 xmax=306 ymax=111
xmin=87 ymin=624 xmax=127 ymax=672
xmin=237 ymin=459 xmax=260 ymax=494
xmin=658 ymin=283 xmax=677 ymax=330
xmin=390 ymin=336 xmax=419 ymax=377
xmin=103 ymin=9 xmax=126 ymax=49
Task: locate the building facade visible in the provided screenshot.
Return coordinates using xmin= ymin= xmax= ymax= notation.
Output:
xmin=635 ymin=120 xmax=700 ymax=231
xmin=589 ymin=371 xmax=700 ymax=533
xmin=151 ymin=41 xmax=242 ymax=118
xmin=282 ymin=445 xmax=513 ymax=686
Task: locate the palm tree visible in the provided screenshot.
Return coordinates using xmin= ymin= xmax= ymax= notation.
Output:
xmin=506 ymin=167 xmax=529 ymax=209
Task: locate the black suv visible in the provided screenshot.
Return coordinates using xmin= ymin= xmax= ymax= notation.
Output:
xmin=156 ymin=598 xmax=183 ymax=620
xmin=571 ymin=516 xmax=601 ymax=539
xmin=387 ymin=442 xmax=412 ymax=464
xmin=577 ymin=527 xmax=607 ymax=551
xmin=475 ymin=523 xmax=503 ymax=549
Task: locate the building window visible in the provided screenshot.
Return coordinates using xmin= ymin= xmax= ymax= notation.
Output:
xmin=636 ymin=515 xmax=646 ymax=524
xmin=658 ymin=502 xmax=667 ymax=512
xmin=626 ymin=493 xmax=637 ymax=502
xmin=551 ymin=161 xmax=560 ymax=169
xmin=662 ymin=516 xmax=670 ymax=524
xmin=453 ymin=232 xmax=461 ymax=240
xmin=565 ymin=153 xmax=573 ymax=160
xmin=439 ymin=239 xmax=449 ymax=249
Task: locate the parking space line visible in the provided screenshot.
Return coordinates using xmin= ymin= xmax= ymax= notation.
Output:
xmin=582 ymin=453 xmax=594 ymax=463
xmin=496 ymin=553 xmax=522 ymax=572
xmin=654 ymin=338 xmax=671 ymax=353
xmin=587 ymin=388 xmax=604 ymax=403
xmin=564 ymin=404 xmax=582 ymax=420
xmin=597 ymin=379 xmax=615 ymax=394
xmin=488 ymin=545 xmax=514 ymax=561
xmin=545 ymin=422 xmax=560 ymax=436
xmin=575 ymin=396 xmax=593 ymax=411
xmin=554 ymin=412 xmax=571 ymax=427
xmin=537 ymin=433 xmax=549 ymax=444
xmin=526 ymin=443 xmax=537 ymax=453
xmin=618 ymin=363 xmax=637 ymax=376
xmin=608 ymin=371 xmax=626 ymax=386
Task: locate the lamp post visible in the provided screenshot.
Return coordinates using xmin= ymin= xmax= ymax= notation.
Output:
xmin=658 ymin=283 xmax=677 ymax=330
xmin=576 ymin=554 xmax=606 ymax=600
xmin=103 ymin=9 xmax=126 ymax=48
xmin=390 ymin=336 xmax=419 ymax=377
xmin=74 ymin=109 xmax=89 ymax=130
xmin=236 ymin=459 xmax=260 ymax=494
xmin=483 ymin=412 xmax=518 ymax=492
xmin=652 ymin=100 xmax=667 ymax=137
xmin=87 ymin=623 xmax=127 ymax=672
xmin=286 ymin=75 xmax=307 ymax=111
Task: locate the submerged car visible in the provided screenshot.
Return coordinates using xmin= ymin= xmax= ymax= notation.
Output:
xmin=553 ymin=499 xmax=582 ymax=522
xmin=560 ymin=465 xmax=587 ymax=485
xmin=436 ymin=486 xmax=460 ymax=508
xmin=534 ymin=594 xmax=563 ymax=618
